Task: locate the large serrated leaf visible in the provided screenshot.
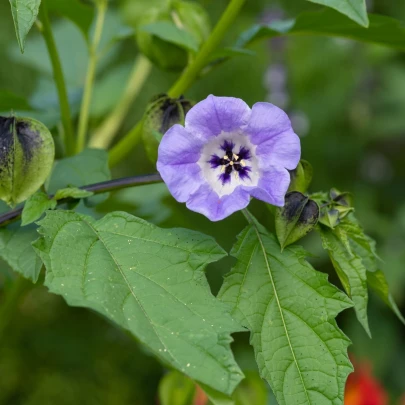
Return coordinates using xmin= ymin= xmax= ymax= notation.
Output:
xmin=32 ymin=210 xmax=244 ymax=395
xmin=218 ymin=213 xmax=353 ymax=405
xmin=306 ymin=0 xmax=368 ymax=27
xmin=9 ymin=0 xmax=42 ymax=53
xmin=320 ymin=226 xmax=371 ymax=337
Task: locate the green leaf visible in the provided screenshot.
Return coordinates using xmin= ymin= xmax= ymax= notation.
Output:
xmin=367 ymin=270 xmax=405 ymax=325
xmin=21 ymin=190 xmax=56 ymax=226
xmin=140 ymin=21 xmax=199 ymax=52
xmin=219 ymin=213 xmax=353 ymax=405
xmin=237 ymin=9 xmax=405 ymax=52
xmin=9 ymin=0 xmax=41 ymax=53
xmin=305 ymin=0 xmax=368 ymax=27
xmin=208 ymin=47 xmax=255 ymax=63
xmin=320 ymin=226 xmax=371 ymax=337
xmin=158 ymin=371 xmax=196 ymax=405
xmin=33 ymin=210 xmax=244 ymax=395
xmin=275 ymin=192 xmax=319 ymax=250
xmin=0 ymin=90 xmax=33 ymax=112
xmin=53 ymin=187 xmax=93 ymax=200
xmin=339 ymin=218 xmax=405 ymax=326
xmin=0 ymin=223 xmax=41 ymax=282
xmin=47 ymin=0 xmax=94 ymax=39
xmin=47 ymin=148 xmax=111 ymax=206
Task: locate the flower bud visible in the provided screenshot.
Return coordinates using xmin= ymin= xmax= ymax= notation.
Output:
xmin=0 ymin=116 xmax=54 ymax=206
xmin=135 ymin=1 xmax=210 ymax=71
xmin=288 ymin=159 xmax=313 ymax=193
xmin=275 ymin=191 xmax=319 ymax=250
xmin=142 ymin=94 xmax=193 ymax=163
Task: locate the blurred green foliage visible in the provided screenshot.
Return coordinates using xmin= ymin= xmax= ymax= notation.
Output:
xmin=0 ymin=0 xmax=404 ymax=403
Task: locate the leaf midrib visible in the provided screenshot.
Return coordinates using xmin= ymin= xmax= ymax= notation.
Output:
xmin=245 ymin=211 xmax=312 ymax=405
xmin=78 ymin=216 xmax=235 ymax=391
xmin=80 ymin=217 xmax=184 ymax=372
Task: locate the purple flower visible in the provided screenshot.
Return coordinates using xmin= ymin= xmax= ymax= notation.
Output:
xmin=157 ymin=95 xmax=301 ymax=221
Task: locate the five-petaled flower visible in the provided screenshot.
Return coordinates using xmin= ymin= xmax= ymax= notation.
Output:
xmin=157 ymin=95 xmax=301 ymax=221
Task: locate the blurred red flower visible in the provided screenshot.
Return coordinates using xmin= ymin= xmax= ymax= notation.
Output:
xmin=345 ymin=360 xmax=388 ymax=405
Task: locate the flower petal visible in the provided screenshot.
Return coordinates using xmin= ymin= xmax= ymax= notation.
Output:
xmin=157 ymin=124 xmax=204 ymax=202
xmin=185 ymin=95 xmax=251 ymax=140
xmin=246 ymin=102 xmax=300 ymax=170
xmin=186 ymin=184 xmax=251 ymax=221
xmin=249 ymin=166 xmax=290 ymax=207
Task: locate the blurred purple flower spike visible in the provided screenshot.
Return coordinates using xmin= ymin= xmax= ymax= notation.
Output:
xmin=157 ymin=95 xmax=301 ymax=221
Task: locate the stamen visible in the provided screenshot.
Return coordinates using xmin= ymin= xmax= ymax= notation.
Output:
xmin=233 ymin=153 xmax=239 ymax=160
xmin=229 ymin=161 xmax=234 ymax=166
xmin=223 ymin=155 xmax=229 ymax=160
xmin=240 ymin=160 xmax=245 ymax=167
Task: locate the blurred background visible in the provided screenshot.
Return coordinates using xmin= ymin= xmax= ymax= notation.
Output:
xmin=0 ymin=0 xmax=404 ymax=403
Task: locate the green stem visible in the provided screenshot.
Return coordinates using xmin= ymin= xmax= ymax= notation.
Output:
xmin=39 ymin=0 xmax=75 ymax=156
xmin=0 ymin=173 xmax=162 ymax=227
xmin=76 ymin=0 xmax=108 ymax=153
xmin=89 ymin=55 xmax=152 ymax=149
xmin=168 ymin=0 xmax=246 ymax=98
xmin=0 ymin=277 xmax=31 ymax=343
xmin=108 ymin=0 xmax=247 ymax=167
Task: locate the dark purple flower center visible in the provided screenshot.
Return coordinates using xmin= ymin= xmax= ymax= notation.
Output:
xmin=208 ymin=140 xmax=252 ymax=185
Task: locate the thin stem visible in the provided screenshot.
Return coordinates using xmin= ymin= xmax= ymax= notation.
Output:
xmin=108 ymin=0 xmax=247 ymax=167
xmin=76 ymin=0 xmax=108 ymax=153
xmin=0 ymin=277 xmax=31 ymax=344
xmin=38 ymin=0 xmax=75 ymax=156
xmin=89 ymin=55 xmax=152 ymax=149
xmin=0 ymin=173 xmax=163 ymax=227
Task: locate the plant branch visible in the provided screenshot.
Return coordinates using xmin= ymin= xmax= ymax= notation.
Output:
xmin=76 ymin=0 xmax=108 ymax=153
xmin=89 ymin=55 xmax=152 ymax=149
xmin=108 ymin=0 xmax=247 ymax=167
xmin=0 ymin=173 xmax=163 ymax=227
xmin=38 ymin=0 xmax=75 ymax=156
xmin=168 ymin=0 xmax=246 ymax=98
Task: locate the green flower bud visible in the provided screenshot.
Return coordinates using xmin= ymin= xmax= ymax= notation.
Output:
xmin=135 ymin=1 xmax=210 ymax=71
xmin=142 ymin=94 xmax=193 ymax=163
xmin=288 ymin=159 xmax=313 ymax=193
xmin=0 ymin=116 xmax=54 ymax=206
xmin=319 ymin=208 xmax=340 ymax=229
xmin=275 ymin=191 xmax=319 ymax=251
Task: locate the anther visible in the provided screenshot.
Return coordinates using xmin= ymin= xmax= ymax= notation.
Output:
xmin=233 ymin=154 xmax=239 ymax=160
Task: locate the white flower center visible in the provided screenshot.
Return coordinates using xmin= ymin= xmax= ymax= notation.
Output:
xmin=198 ymin=132 xmax=259 ymax=197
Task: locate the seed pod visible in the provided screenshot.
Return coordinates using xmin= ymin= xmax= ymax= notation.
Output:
xmin=275 ymin=191 xmax=319 ymax=250
xmin=142 ymin=94 xmax=193 ymax=163
xmin=0 ymin=116 xmax=54 ymax=206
